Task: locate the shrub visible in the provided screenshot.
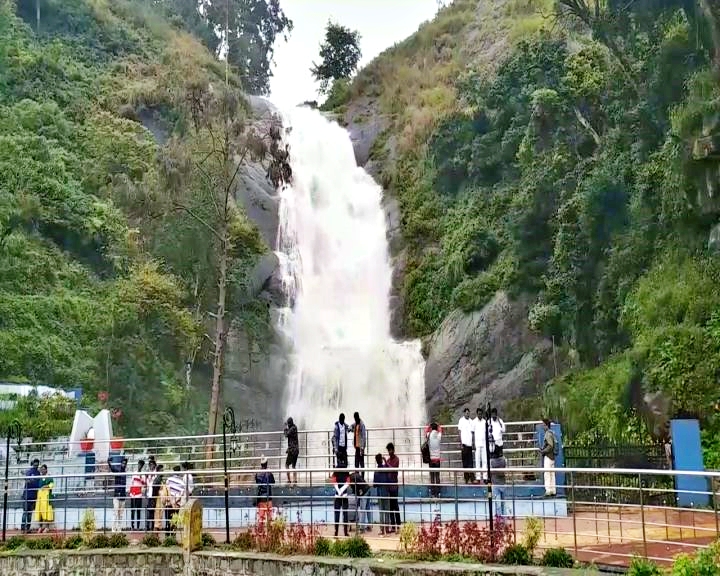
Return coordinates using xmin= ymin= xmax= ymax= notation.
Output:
xmin=87 ymin=534 xmax=110 ymax=549
xmin=80 ymin=509 xmax=96 ymax=544
xmin=141 ymin=533 xmax=162 ymax=548
xmin=201 ymin=532 xmax=216 ymax=548
xmin=281 ymin=523 xmax=318 ymax=555
xmin=162 ymin=535 xmax=178 ymax=547
xmin=522 ymin=516 xmax=543 ymax=556
xmin=314 ymin=536 xmax=332 ymax=556
xmin=541 ymin=547 xmax=574 ymax=568
xmin=25 ymin=537 xmax=55 ymax=550
xmin=629 ymin=556 xmax=662 ymax=576
xmin=63 ymin=534 xmax=84 ymax=550
xmin=252 ymin=518 xmax=286 ymax=553
xmin=331 ymin=538 xmax=348 ymax=557
xmin=399 ymin=522 xmax=418 ymax=554
xmin=441 ymin=520 xmax=461 ymax=556
xmin=344 ymin=535 xmax=372 ymax=558
xmin=232 ymin=532 xmax=254 ymax=551
xmin=671 ymin=542 xmax=720 ymax=576
xmin=108 ymin=533 xmax=129 ymax=548
xmin=415 ymin=519 xmax=442 ymax=560
xmin=501 ymin=543 xmax=533 ymax=566
xmin=4 ymin=535 xmax=26 ymax=550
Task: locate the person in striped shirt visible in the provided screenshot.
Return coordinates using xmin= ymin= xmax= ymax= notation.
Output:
xmin=165 ymin=466 xmax=185 ymax=535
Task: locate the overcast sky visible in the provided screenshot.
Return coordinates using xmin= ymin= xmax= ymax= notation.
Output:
xmin=269 ymin=0 xmax=439 ymax=107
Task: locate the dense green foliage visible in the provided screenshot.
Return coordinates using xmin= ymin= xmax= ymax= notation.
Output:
xmin=311 ymin=22 xmax=362 ymax=95
xmin=356 ymin=0 xmax=720 ymax=451
xmin=0 ymin=0 xmax=273 ymax=437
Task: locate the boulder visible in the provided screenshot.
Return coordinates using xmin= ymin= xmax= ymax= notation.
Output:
xmin=709 ymin=221 xmax=720 ymax=253
xmin=424 ymin=291 xmax=557 ymax=419
xmin=344 ymin=96 xmax=388 ymax=169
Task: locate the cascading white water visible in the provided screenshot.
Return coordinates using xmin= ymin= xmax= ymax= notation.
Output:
xmin=274 ymin=106 xmax=426 ymax=456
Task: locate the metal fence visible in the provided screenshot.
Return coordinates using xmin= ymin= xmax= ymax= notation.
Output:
xmin=2 ymin=464 xmax=718 ymax=568
xmin=2 ymin=421 xmax=543 ymax=493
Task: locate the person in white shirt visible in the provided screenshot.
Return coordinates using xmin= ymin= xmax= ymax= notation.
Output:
xmin=457 ymin=408 xmax=475 ymax=484
xmin=489 ymin=408 xmax=505 ymax=457
xmin=473 ymin=408 xmax=489 ymax=482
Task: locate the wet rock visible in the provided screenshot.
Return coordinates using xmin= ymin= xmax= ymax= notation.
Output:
xmin=424 ymin=291 xmax=558 ymax=418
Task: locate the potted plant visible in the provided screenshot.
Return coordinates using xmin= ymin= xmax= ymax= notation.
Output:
xmin=110 ymin=437 xmax=124 ymax=450
xmin=79 ymin=436 xmax=94 ymax=452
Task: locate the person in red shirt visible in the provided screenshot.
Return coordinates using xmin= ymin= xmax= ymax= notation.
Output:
xmin=383 ymin=443 xmax=401 ymax=532
xmin=128 ymin=459 xmax=146 ymax=531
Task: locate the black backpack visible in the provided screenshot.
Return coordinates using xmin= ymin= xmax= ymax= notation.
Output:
xmin=421 ymin=441 xmax=431 ymax=464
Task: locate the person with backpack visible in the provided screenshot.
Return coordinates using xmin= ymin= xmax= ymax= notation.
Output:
xmin=540 ymin=418 xmax=558 ymax=497
xmin=331 ymin=468 xmax=351 ymax=537
xmin=424 ymin=422 xmax=443 ymax=498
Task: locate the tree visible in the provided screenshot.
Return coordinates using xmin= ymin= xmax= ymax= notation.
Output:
xmin=310 ymin=21 xmax=362 ymax=94
xmin=204 ymin=0 xmax=293 ymax=95
xmin=160 ymin=82 xmax=291 ymax=450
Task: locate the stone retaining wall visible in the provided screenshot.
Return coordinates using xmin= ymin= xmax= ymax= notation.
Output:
xmin=0 ymin=549 xmax=594 ymax=576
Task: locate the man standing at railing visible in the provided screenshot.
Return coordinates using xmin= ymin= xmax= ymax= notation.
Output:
xmin=108 ymin=457 xmax=128 ymax=533
xmin=284 ymin=417 xmax=299 ymax=487
xmin=255 ymin=455 xmax=275 ymax=524
xmin=21 ymin=459 xmax=40 ymax=533
xmin=384 ymin=442 xmax=401 ymax=532
xmin=540 ymin=419 xmax=557 ymax=497
xmin=351 ymin=412 xmax=367 ymax=475
xmin=166 ymin=465 xmax=185 ymax=535
xmin=473 ymin=407 xmax=488 ymax=483
xmin=332 ymin=413 xmax=349 ymax=468
xmin=489 ymin=408 xmax=505 ymax=457
xmin=458 ymin=408 xmax=475 ymax=483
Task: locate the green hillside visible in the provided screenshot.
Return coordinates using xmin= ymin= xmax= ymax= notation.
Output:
xmin=0 ymin=0 xmax=277 ymax=438
xmin=343 ymin=0 xmax=720 ymax=463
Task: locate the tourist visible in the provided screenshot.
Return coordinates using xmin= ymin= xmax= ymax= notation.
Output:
xmin=474 ymin=407 xmax=489 ymax=483
xmin=489 ymin=451 xmax=508 ymax=516
xmin=350 ymin=471 xmax=370 ymax=533
xmin=154 ymin=465 xmax=168 ymax=532
xmin=148 ymin=463 xmax=163 ymax=531
xmin=540 ymin=418 xmax=557 ymax=497
xmin=165 ymin=465 xmax=185 ymax=535
xmin=181 ymin=461 xmax=194 ymax=503
xmin=284 ymin=417 xmax=299 ymax=486
xmin=424 ymin=422 xmax=443 ymax=498
xmin=351 ymin=412 xmax=367 ymax=473
xmin=108 ymin=457 xmax=128 ymax=533
xmin=458 ymin=408 xmax=475 ymax=483
xmin=489 ymin=408 xmax=505 ymax=457
xmin=128 ymin=459 xmax=146 ymax=531
xmin=384 ymin=442 xmax=401 ymax=531
xmin=255 ymin=455 xmax=275 ymax=524
xmin=332 ymin=413 xmax=349 ymax=468
xmin=373 ymin=453 xmax=390 ymax=535
xmin=33 ymin=464 xmax=54 ymax=533
xmin=21 ymin=459 xmax=40 ymax=533
xmin=332 ymin=468 xmax=351 ymax=537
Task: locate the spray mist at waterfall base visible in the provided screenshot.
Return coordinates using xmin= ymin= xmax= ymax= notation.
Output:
xmin=273 ymin=106 xmax=426 ymax=463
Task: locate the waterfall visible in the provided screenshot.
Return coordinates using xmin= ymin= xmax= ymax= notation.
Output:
xmin=274 ymin=106 xmax=426 ymax=456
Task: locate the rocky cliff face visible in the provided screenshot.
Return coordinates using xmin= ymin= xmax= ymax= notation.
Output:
xmin=221 ymin=96 xmax=288 ymax=430
xmin=424 ymin=291 xmax=558 ymax=420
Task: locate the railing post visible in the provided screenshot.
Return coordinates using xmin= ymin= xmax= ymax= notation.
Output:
xmin=309 ymin=470 xmax=313 ymax=529
xmin=570 ymin=471 xmax=578 ymax=557
xmin=401 ymin=470 xmax=407 ymax=525
xmin=454 ymin=471 xmax=459 ymax=523
xmin=639 ymin=473 xmax=648 ymax=558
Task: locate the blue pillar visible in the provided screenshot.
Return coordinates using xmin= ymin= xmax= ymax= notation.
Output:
xmin=670 ymin=419 xmax=709 ymax=507
xmin=536 ymin=423 xmax=564 ymax=495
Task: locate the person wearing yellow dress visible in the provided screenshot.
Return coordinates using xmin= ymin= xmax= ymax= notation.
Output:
xmin=33 ymin=464 xmax=54 ymax=532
